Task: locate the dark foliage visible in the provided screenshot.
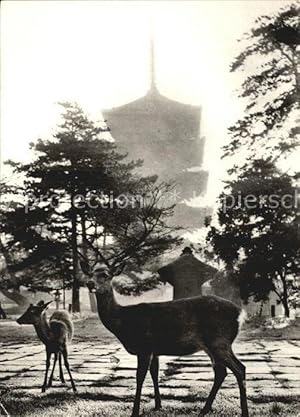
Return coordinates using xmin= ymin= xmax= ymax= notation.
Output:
xmin=208 ymin=159 xmax=300 ymax=316
xmin=224 ymin=2 xmax=300 ymax=160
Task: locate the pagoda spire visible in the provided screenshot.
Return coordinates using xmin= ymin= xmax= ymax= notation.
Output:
xmin=149 ymin=37 xmax=157 ymax=93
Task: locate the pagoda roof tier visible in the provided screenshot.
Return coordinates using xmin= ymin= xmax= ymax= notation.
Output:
xmin=102 ymin=89 xmax=201 ymax=144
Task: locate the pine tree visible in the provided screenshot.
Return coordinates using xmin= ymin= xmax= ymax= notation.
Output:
xmin=224 ymin=2 xmax=299 ymax=161
xmin=2 ymin=103 xmax=180 ymax=311
xmin=208 ymin=159 xmax=299 ymax=317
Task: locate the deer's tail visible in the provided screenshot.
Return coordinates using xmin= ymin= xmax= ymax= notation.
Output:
xmin=50 ymin=311 xmax=74 ymax=342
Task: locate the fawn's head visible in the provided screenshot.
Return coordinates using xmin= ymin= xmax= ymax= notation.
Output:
xmin=17 ymin=300 xmax=52 ymax=325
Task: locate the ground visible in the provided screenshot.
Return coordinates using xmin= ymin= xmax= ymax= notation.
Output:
xmin=0 ymin=316 xmax=300 ymax=417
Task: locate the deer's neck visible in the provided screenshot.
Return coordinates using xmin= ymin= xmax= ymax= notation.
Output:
xmin=34 ymin=312 xmax=51 ymax=345
xmin=95 ymin=285 xmax=120 ymax=331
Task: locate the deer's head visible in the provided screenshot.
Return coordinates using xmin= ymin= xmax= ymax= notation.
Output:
xmin=17 ymin=300 xmax=52 ymax=325
xmin=91 ymin=263 xmax=112 ymax=294
xmin=81 ymin=260 xmax=112 ymax=294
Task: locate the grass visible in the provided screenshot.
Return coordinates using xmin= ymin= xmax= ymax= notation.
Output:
xmin=0 ymin=387 xmax=299 ymax=417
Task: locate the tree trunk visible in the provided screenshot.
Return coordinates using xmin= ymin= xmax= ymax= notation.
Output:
xmin=81 ymin=215 xmax=88 ymax=259
xmin=280 ymin=272 xmax=290 ymax=318
xmin=259 ymin=300 xmax=264 ymax=317
xmin=0 ymin=288 xmax=28 ymax=306
xmin=71 ymin=202 xmax=80 ymax=313
xmin=282 ymin=297 xmax=290 ymax=318
xmin=103 ymin=226 xmax=106 ymax=250
xmin=282 ymin=301 xmax=290 ymax=318
xmin=294 ymin=48 xmax=300 ymax=100
xmin=0 ymin=238 xmax=29 ymax=306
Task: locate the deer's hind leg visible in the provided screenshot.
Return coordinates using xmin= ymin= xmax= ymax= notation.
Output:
xmin=62 ymin=346 xmax=77 ymax=392
xmin=150 ymin=355 xmax=161 ymax=410
xmin=58 ymin=352 xmax=65 ymax=383
xmin=48 ymin=353 xmax=58 ymax=388
xmin=208 ymin=344 xmax=249 ymax=417
xmin=223 ymin=350 xmax=248 ymax=417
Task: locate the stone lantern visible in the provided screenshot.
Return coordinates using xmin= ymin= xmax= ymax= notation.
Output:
xmin=158 ymin=247 xmax=217 ymax=300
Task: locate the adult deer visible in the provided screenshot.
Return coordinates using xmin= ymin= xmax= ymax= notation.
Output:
xmin=17 ymin=301 xmax=77 ymax=393
xmin=83 ymin=262 xmax=249 ymax=417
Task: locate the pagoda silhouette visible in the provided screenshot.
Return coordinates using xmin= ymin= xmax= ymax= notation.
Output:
xmin=102 ymin=40 xmax=210 ymax=229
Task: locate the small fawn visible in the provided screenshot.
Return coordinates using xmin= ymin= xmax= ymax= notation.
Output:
xmin=17 ymin=300 xmax=76 ymax=393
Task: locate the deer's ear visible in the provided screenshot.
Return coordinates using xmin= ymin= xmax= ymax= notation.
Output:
xmin=80 ymin=260 xmax=92 ymax=276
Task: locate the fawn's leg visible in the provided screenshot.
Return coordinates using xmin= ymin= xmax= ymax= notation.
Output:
xmin=48 ymin=353 xmax=58 ymax=387
xmin=213 ymin=346 xmax=249 ymax=417
xmin=42 ymin=350 xmax=51 ymax=392
xmin=62 ymin=347 xmax=77 ymax=392
xmin=200 ymin=362 xmax=227 ymax=415
xmin=59 ymin=353 xmax=65 ymax=383
xmin=131 ymin=354 xmax=151 ymax=417
xmin=150 ymin=355 xmax=161 ymax=410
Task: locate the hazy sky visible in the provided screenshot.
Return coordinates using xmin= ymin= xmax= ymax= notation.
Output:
xmin=1 ymin=0 xmax=289 ymax=202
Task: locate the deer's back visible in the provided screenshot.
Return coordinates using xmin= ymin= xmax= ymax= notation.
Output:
xmin=49 ymin=311 xmax=73 ymax=343
xmin=112 ymin=295 xmax=241 ymax=356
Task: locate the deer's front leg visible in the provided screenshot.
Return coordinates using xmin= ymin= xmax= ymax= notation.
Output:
xmin=200 ymin=363 xmax=227 ymax=415
xmin=150 ymin=355 xmax=161 ymax=410
xmin=131 ymin=354 xmax=151 ymax=417
xmin=42 ymin=350 xmax=51 ymax=392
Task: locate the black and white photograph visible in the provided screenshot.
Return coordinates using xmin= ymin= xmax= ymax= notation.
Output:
xmin=0 ymin=1 xmax=299 ymax=416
